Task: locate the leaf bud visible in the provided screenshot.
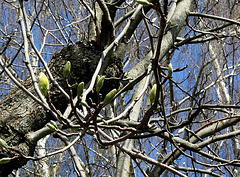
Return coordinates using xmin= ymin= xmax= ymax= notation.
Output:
xmin=39 ymin=72 xmax=49 ymax=97
xmin=103 ymin=89 xmax=117 ymax=105
xmin=149 ymin=124 xmax=157 ymax=131
xmin=80 ymin=101 xmax=90 ymax=108
xmin=168 ymin=63 xmax=173 ymax=77
xmin=177 ymin=127 xmax=185 ymax=134
xmin=96 ymin=75 xmax=105 ymax=93
xmin=63 ymin=61 xmax=71 ymax=78
xmin=145 ymin=167 xmax=150 ymax=175
xmin=50 ymin=120 xmax=58 ymax=129
xmin=71 ymin=127 xmax=80 ymax=131
xmin=102 ymin=119 xmax=108 ymax=125
xmin=136 ymin=0 xmax=152 ymax=6
xmin=71 ymin=83 xmax=78 ymax=88
xmin=234 ymin=169 xmax=238 ymax=175
xmin=150 ymin=84 xmax=157 ymax=104
xmin=57 ymin=110 xmax=63 ymax=123
xmin=0 ymin=138 xmax=8 ymax=149
xmin=0 ymin=157 xmax=11 ymax=164
xmin=77 ymin=82 xmax=84 ymax=97
xmin=47 ymin=123 xmax=57 ymax=132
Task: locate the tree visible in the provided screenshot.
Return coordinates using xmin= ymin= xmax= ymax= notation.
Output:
xmin=0 ymin=0 xmax=239 ymax=176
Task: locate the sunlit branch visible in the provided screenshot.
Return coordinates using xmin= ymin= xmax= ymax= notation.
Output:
xmin=97 ymin=128 xmax=188 ymax=177
xmin=43 ymin=1 xmax=69 ymax=43
xmin=19 ymin=1 xmax=47 ymax=103
xmin=56 ymin=134 xmax=89 ymax=177
xmin=189 ymin=11 xmax=240 ymax=26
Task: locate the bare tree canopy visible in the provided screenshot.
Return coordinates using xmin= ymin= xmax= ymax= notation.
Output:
xmin=0 ymin=0 xmax=239 ymax=176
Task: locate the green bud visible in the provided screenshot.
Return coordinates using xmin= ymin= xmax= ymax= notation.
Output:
xmin=150 ymin=84 xmax=157 ymax=104
xmin=57 ymin=110 xmax=63 ymax=123
xmin=39 ymin=72 xmax=49 ymax=97
xmin=103 ymin=89 xmax=117 ymax=105
xmin=177 ymin=127 xmax=185 ymax=134
xmin=102 ymin=119 xmax=108 ymax=125
xmin=80 ymin=101 xmax=90 ymax=108
xmin=145 ymin=167 xmax=150 ymax=175
xmin=149 ymin=124 xmax=157 ymax=131
xmin=77 ymin=82 xmax=84 ymax=97
xmin=63 ymin=61 xmax=71 ymax=78
xmin=97 ymin=75 xmax=101 ymax=82
xmin=168 ymin=63 xmax=173 ymax=77
xmin=47 ymin=123 xmax=57 ymax=132
xmin=0 ymin=138 xmax=8 ymax=149
xmin=155 ymin=106 xmax=161 ymax=112
xmin=136 ymin=0 xmax=152 ymax=6
xmin=96 ymin=75 xmax=105 ymax=93
xmin=71 ymin=127 xmax=80 ymax=131
xmin=50 ymin=120 xmax=58 ymax=129
xmin=234 ymin=169 xmax=238 ymax=174
xmin=71 ymin=83 xmax=78 ymax=88
xmin=0 ymin=157 xmax=11 ymax=164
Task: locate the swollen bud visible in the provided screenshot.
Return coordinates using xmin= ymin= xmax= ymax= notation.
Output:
xmin=80 ymin=101 xmax=90 ymax=108
xmin=102 ymin=119 xmax=108 ymax=125
xmin=57 ymin=110 xmax=63 ymax=123
xmin=0 ymin=158 xmax=11 ymax=164
xmin=234 ymin=169 xmax=238 ymax=175
xmin=50 ymin=120 xmax=58 ymax=129
xmin=0 ymin=138 xmax=8 ymax=149
xmin=47 ymin=123 xmax=57 ymax=132
xmin=177 ymin=127 xmax=185 ymax=134
xmin=136 ymin=0 xmax=152 ymax=6
xmin=77 ymin=82 xmax=84 ymax=97
xmin=96 ymin=75 xmax=105 ymax=93
xmin=145 ymin=167 xmax=150 ymax=175
xmin=103 ymin=89 xmax=117 ymax=105
xmin=168 ymin=63 xmax=173 ymax=78
xmin=150 ymin=84 xmax=157 ymax=104
xmin=39 ymin=72 xmax=49 ymax=97
xmin=63 ymin=61 xmax=71 ymax=78
xmin=149 ymin=124 xmax=157 ymax=131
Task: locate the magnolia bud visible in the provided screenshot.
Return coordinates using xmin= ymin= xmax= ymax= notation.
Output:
xmin=80 ymin=101 xmax=90 ymax=108
xmin=150 ymin=84 xmax=157 ymax=104
xmin=77 ymin=82 xmax=84 ymax=97
xmin=0 ymin=157 xmax=11 ymax=164
xmin=149 ymin=124 xmax=157 ymax=131
xmin=39 ymin=72 xmax=49 ymax=97
xmin=47 ymin=123 xmax=57 ymax=132
xmin=145 ymin=167 xmax=150 ymax=175
xmin=136 ymin=0 xmax=152 ymax=6
xmin=71 ymin=127 xmax=80 ymax=131
xmin=102 ymin=119 xmax=108 ymax=125
xmin=168 ymin=63 xmax=173 ymax=77
xmin=96 ymin=76 xmax=105 ymax=93
xmin=71 ymin=83 xmax=78 ymax=88
xmin=50 ymin=120 xmax=58 ymax=129
xmin=234 ymin=169 xmax=238 ymax=175
xmin=0 ymin=138 xmax=8 ymax=149
xmin=103 ymin=89 xmax=117 ymax=105
xmin=177 ymin=127 xmax=185 ymax=134
xmin=57 ymin=110 xmax=63 ymax=123
xmin=97 ymin=75 xmax=100 ymax=82
xmin=63 ymin=61 xmax=71 ymax=78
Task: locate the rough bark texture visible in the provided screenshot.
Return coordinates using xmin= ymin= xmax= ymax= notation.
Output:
xmin=0 ymin=41 xmax=122 ymax=176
